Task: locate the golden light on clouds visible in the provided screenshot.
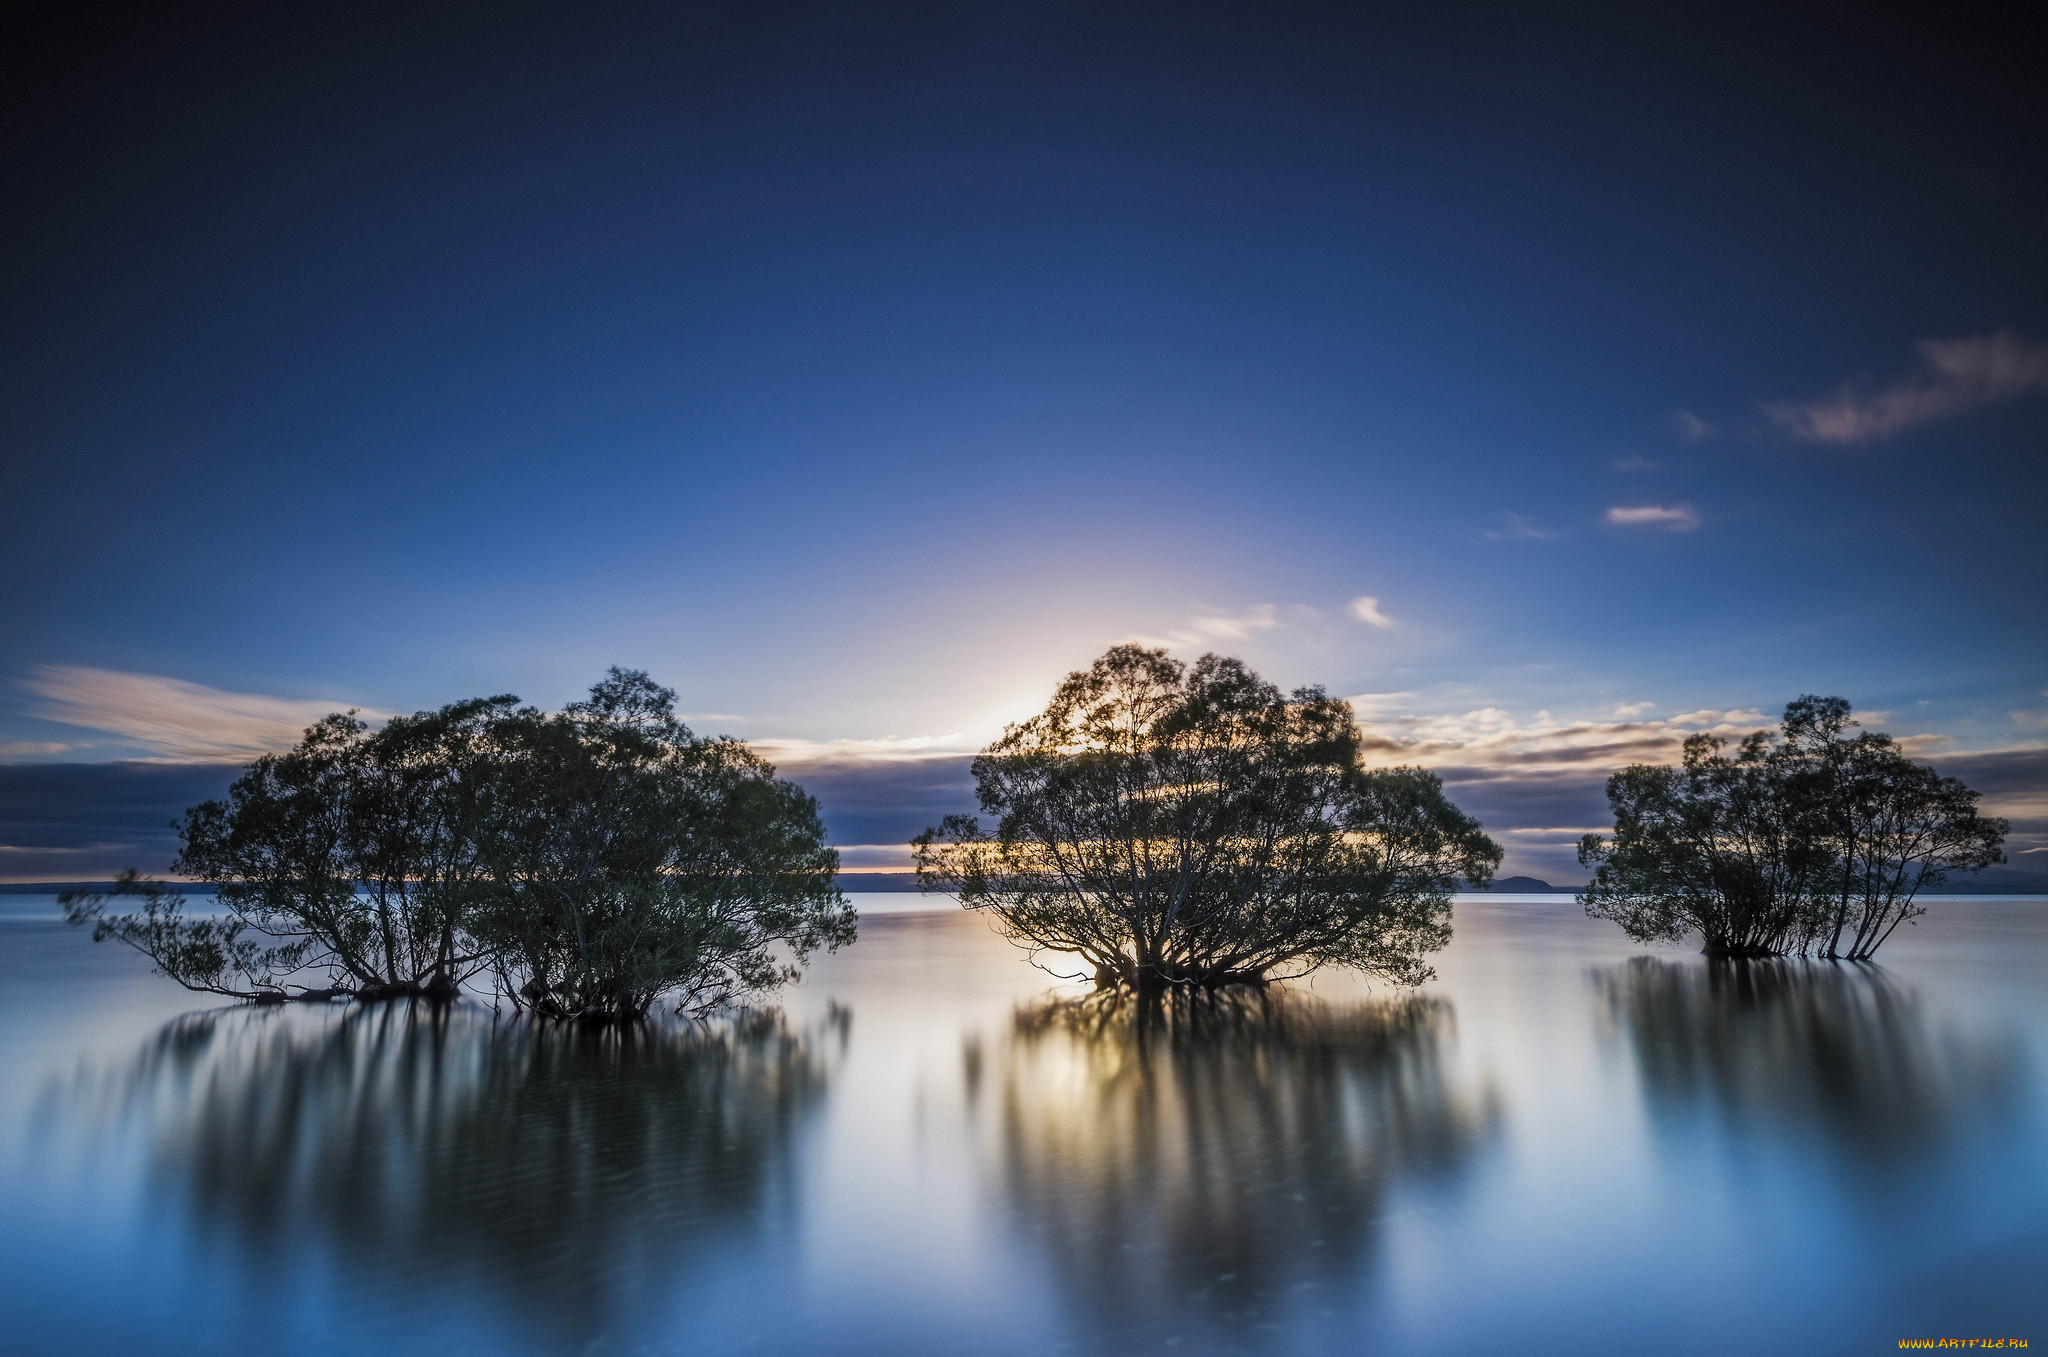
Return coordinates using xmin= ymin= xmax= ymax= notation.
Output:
xmin=22 ymin=665 xmax=369 ymax=761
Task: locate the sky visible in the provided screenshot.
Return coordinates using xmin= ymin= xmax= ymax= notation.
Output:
xmin=2 ymin=1 xmax=2045 ymax=881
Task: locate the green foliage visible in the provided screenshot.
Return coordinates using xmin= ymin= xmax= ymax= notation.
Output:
xmin=1778 ymin=697 xmax=2009 ymax=957
xmin=1579 ymin=697 xmax=2006 ymax=959
xmin=471 ymin=669 xmax=856 ymax=1021
xmin=1575 ymin=731 xmax=1824 ymax=957
xmin=66 ymin=669 xmax=854 ymax=1017
xmin=914 ymin=645 xmax=1500 ymax=988
xmin=59 ymin=870 xmax=310 ymax=999
xmin=173 ymin=699 xmax=514 ymax=997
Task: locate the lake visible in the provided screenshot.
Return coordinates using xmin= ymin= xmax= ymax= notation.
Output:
xmin=1 ymin=892 xmax=2043 ymax=1355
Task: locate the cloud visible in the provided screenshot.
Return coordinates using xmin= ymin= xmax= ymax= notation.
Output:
xmin=1764 ymin=332 xmax=2048 ymax=445
xmin=1917 ymin=746 xmax=2048 ymax=863
xmin=1345 ymin=691 xmax=1421 ymax=718
xmin=1342 ymin=704 xmax=1774 ymax=881
xmin=21 ymin=666 xmax=367 ymax=762
xmin=1605 ymin=504 xmax=1699 ymax=531
xmin=1348 ymin=596 xmax=1396 ymax=628
xmin=0 ymin=759 xmax=242 ymax=879
xmin=1609 ymin=453 xmax=1658 ymax=472
xmin=1484 ymin=512 xmax=1556 ymax=541
xmin=833 ymin=844 xmax=938 ymax=871
xmin=1178 ymin=605 xmax=1281 ymax=642
xmin=1336 ymin=696 xmax=2048 ymax=879
xmin=1348 ymin=704 xmax=1772 ymax=779
xmin=12 ymin=702 xmax=2039 ymax=887
xmin=749 ymin=734 xmax=977 ymax=764
xmin=1127 ymin=604 xmax=1293 ymax=652
xmin=1674 ymin=409 xmax=1714 ymax=440
xmin=727 ymin=754 xmax=981 ymax=871
xmin=1341 ymin=702 xmax=1785 ymax=881
xmin=2010 ymin=691 xmax=2048 ymax=729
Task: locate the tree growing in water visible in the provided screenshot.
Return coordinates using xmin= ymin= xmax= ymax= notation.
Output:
xmin=470 ymin=669 xmax=855 ymax=1021
xmin=63 ymin=669 xmax=854 ymax=1016
xmin=65 ymin=699 xmax=514 ymax=1001
xmin=913 ymin=645 xmax=1500 ymax=989
xmin=1578 ymin=696 xmax=2005 ymax=959
xmin=1575 ymin=728 xmax=1823 ymax=958
xmin=1777 ymin=696 xmax=2008 ymax=959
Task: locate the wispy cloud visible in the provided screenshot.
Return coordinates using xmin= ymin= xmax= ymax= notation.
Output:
xmin=1609 ymin=453 xmax=1658 ymax=472
xmin=1178 ymin=604 xmax=1281 ymax=642
xmin=1345 ymin=691 xmax=1420 ymax=718
xmin=2011 ymin=691 xmax=2048 ymax=730
xmin=21 ymin=666 xmax=366 ymax=762
xmin=1485 ymin=512 xmax=1556 ymax=541
xmin=749 ymin=733 xmax=977 ymax=765
xmin=1674 ymin=409 xmax=1714 ymax=440
xmin=1348 ymin=596 xmax=1397 ymax=628
xmin=1605 ymin=504 xmax=1699 ymax=531
xmin=832 ymin=844 xmax=932 ymax=871
xmin=1341 ymin=701 xmax=1780 ymax=879
xmin=0 ymin=741 xmax=78 ymax=758
xmin=1129 ymin=604 xmax=1297 ymax=652
xmin=1764 ymin=332 xmax=2048 ymax=445
xmin=1349 ymin=703 xmax=1770 ymax=777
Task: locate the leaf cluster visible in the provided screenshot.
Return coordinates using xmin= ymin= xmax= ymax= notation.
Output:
xmin=1579 ymin=696 xmax=2006 ymax=959
xmin=64 ymin=669 xmax=854 ymax=1018
xmin=914 ymin=645 xmax=1501 ymax=988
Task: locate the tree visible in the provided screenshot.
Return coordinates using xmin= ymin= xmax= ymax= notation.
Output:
xmin=468 ymin=669 xmax=856 ymax=1020
xmin=59 ymin=870 xmax=312 ymax=1001
xmin=913 ymin=645 xmax=1501 ymax=989
xmin=1577 ymin=730 xmax=1826 ymax=957
xmin=64 ymin=704 xmax=503 ymax=1001
xmin=63 ymin=669 xmax=856 ymax=1016
xmin=1579 ymin=696 xmax=2006 ymax=960
xmin=1775 ymin=697 xmax=2007 ymax=959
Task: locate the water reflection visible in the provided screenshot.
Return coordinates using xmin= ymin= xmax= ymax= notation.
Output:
xmin=96 ymin=1002 xmax=838 ymax=1346
xmin=985 ymin=987 xmax=1495 ymax=1345
xmin=1594 ymin=958 xmax=2019 ymax=1170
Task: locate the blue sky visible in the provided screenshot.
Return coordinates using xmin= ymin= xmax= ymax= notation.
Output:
xmin=3 ymin=2 xmax=2045 ymax=880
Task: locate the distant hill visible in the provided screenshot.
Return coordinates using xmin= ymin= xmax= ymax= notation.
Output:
xmin=1482 ymin=875 xmax=1582 ymax=893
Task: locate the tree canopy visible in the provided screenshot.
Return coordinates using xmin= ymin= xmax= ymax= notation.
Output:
xmin=62 ymin=669 xmax=854 ymax=1018
xmin=913 ymin=645 xmax=1501 ymax=989
xmin=470 ymin=669 xmax=854 ymax=1020
xmin=1579 ymin=696 xmax=2006 ymax=959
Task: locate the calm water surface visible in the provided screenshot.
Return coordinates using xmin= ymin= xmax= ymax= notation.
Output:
xmin=2 ymin=894 xmax=2044 ymax=1355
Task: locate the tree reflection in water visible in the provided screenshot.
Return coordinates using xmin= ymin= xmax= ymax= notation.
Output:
xmin=109 ymin=1001 xmax=838 ymax=1345
xmin=1594 ymin=958 xmax=2019 ymax=1170
xmin=983 ymin=987 xmax=1495 ymax=1343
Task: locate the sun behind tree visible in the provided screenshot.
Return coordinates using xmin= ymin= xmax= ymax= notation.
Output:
xmin=914 ymin=645 xmax=1501 ymax=989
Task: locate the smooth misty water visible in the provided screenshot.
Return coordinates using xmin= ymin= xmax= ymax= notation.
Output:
xmin=2 ymin=895 xmax=2044 ymax=1356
